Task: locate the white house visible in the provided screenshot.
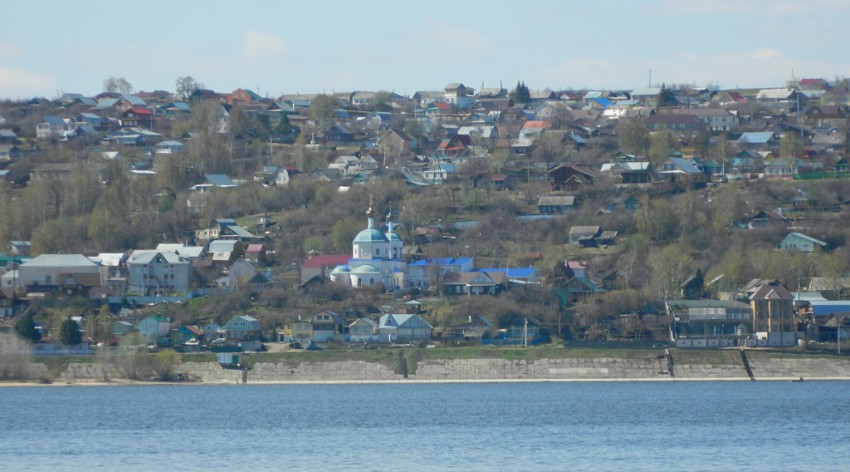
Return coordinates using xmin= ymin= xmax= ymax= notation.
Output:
xmin=127 ymin=251 xmax=191 ymax=295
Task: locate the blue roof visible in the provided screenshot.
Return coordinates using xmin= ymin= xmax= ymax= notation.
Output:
xmin=43 ymin=115 xmax=65 ymax=125
xmin=663 ymin=157 xmax=702 ymax=174
xmin=205 ymin=174 xmax=235 ymax=186
xmin=811 ymin=302 xmax=850 ymax=316
xmin=478 ymin=267 xmax=536 ymax=278
xmin=354 ymin=228 xmax=388 ymax=243
xmin=409 ymin=257 xmax=472 ymax=267
xmin=737 ymin=132 xmax=774 ymax=144
xmin=592 ymin=97 xmax=612 ymax=108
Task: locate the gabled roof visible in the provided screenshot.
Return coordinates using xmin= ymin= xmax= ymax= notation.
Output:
xmin=301 ymin=255 xmax=350 ymax=268
xmin=380 ymin=313 xmax=433 ymax=329
xmin=204 ymin=174 xmax=235 ymax=187
xmin=750 ymin=281 xmax=793 ymax=300
xmin=737 ymin=132 xmax=775 ymax=144
xmin=23 ymin=254 xmax=98 ymax=268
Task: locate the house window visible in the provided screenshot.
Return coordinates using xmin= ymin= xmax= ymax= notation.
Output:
xmin=375 ymin=248 xmax=380 ymax=256
xmin=357 ymin=278 xmax=362 ymax=287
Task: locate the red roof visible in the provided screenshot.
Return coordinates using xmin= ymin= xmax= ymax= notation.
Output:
xmin=128 ymin=107 xmax=153 ymax=116
xmin=301 ymin=254 xmax=349 ymax=268
xmin=246 ymin=243 xmax=263 ymax=254
xmin=522 ymin=120 xmax=552 ymax=129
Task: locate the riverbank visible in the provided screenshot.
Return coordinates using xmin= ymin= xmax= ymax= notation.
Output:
xmin=5 ymin=346 xmax=847 ymax=386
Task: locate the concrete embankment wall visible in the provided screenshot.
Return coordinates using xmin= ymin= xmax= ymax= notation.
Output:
xmin=53 ymin=350 xmax=850 ymax=383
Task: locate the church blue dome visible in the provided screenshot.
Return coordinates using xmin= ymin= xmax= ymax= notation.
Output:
xmin=354 ymin=228 xmax=388 ymax=243
xmin=351 ymin=264 xmax=381 ymax=275
xmin=386 ymin=231 xmax=402 ymax=242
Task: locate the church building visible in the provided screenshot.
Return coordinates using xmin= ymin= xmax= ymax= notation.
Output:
xmin=330 ymin=205 xmax=406 ymax=290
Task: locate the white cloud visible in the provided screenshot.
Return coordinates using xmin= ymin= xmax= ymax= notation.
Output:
xmin=242 ymin=31 xmax=287 ymax=60
xmin=0 ymin=67 xmax=57 ymax=98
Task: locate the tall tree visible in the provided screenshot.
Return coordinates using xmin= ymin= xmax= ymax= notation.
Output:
xmin=511 ymin=81 xmax=531 ymax=104
xmin=617 ymin=118 xmax=650 ymax=156
xmin=779 ymin=131 xmax=802 ymax=159
xmin=15 ymin=314 xmax=41 ymax=343
xmin=103 ymin=76 xmax=133 ymax=95
xmin=309 ymin=94 xmax=341 ymax=134
xmin=656 ymin=83 xmax=677 ymax=108
xmin=649 ymin=127 xmax=678 ymax=166
xmin=175 ymin=75 xmax=203 ymax=101
xmin=59 ymin=318 xmax=82 ymax=346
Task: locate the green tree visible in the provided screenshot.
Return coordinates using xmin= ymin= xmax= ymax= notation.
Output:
xmin=656 ymin=84 xmax=677 ymax=108
xmin=511 ymin=81 xmax=531 ymax=104
xmin=617 ymin=118 xmax=650 ymax=156
xmin=153 ymin=349 xmax=181 ymax=381
xmin=15 ymin=314 xmax=41 ymax=343
xmin=59 ymin=318 xmax=82 ymax=346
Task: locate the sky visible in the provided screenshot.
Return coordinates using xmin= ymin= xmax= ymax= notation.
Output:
xmin=2 ymin=0 xmax=850 ymax=100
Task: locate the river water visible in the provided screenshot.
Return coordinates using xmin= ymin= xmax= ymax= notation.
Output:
xmin=1 ymin=381 xmax=848 ymax=471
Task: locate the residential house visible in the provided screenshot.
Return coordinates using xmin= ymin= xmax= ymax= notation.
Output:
xmin=600 ymin=161 xmax=652 ymax=184
xmin=224 ymin=315 xmax=262 ymax=341
xmin=477 ymin=267 xmax=537 ymax=284
xmin=378 ymin=128 xmax=414 ymax=157
xmin=736 ymin=132 xmax=777 ymax=149
xmin=749 ymin=280 xmax=796 ymax=346
xmin=9 ymin=241 xmax=31 ymax=257
xmin=406 ymin=257 xmax=474 ymax=289
xmin=348 ymin=317 xmax=378 ymax=343
xmin=547 ymin=165 xmax=596 ymax=191
xmin=711 ymin=91 xmax=748 ymax=106
xmin=657 ymin=157 xmax=708 ymax=186
xmin=245 ymin=244 xmax=266 ymax=264
xmin=763 ymin=158 xmax=797 ymax=180
xmin=120 ymin=107 xmax=154 ymax=128
xmin=18 ymin=254 xmax=104 ymax=294
xmin=537 ymin=195 xmax=577 ymax=214
xmin=36 ymin=116 xmax=72 ymax=139
xmin=805 ymin=105 xmax=847 ymax=129
xmin=645 ymin=114 xmax=708 ymax=138
xmin=139 ymin=315 xmax=171 ymax=343
xmin=126 ymin=251 xmax=191 ymax=295
xmin=568 ymin=226 xmax=617 ymax=247
xmin=779 ymin=232 xmax=828 ymax=253
xmin=669 ymin=299 xmax=751 ymax=348
xmin=217 ymin=259 xmax=260 ymax=289
xmin=668 ymin=108 xmax=739 ymax=132
xmin=254 ymin=165 xmax=291 ymax=187
xmin=190 ymin=174 xmax=237 ymax=193
xmin=310 ymin=310 xmax=344 ymax=342
xmin=734 ymin=210 xmax=788 ymax=230
xmin=452 ymin=316 xmax=494 ymax=342
xmin=300 ymin=254 xmax=351 ymax=284
xmin=208 ymin=240 xmax=244 ymax=266
xmin=442 ymin=271 xmax=506 ymax=296
xmin=552 ymin=260 xmax=606 ymax=305
xmin=378 ymin=314 xmax=433 ymax=343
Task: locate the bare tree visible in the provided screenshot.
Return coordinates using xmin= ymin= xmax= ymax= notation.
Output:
xmin=103 ymin=76 xmax=133 ymax=95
